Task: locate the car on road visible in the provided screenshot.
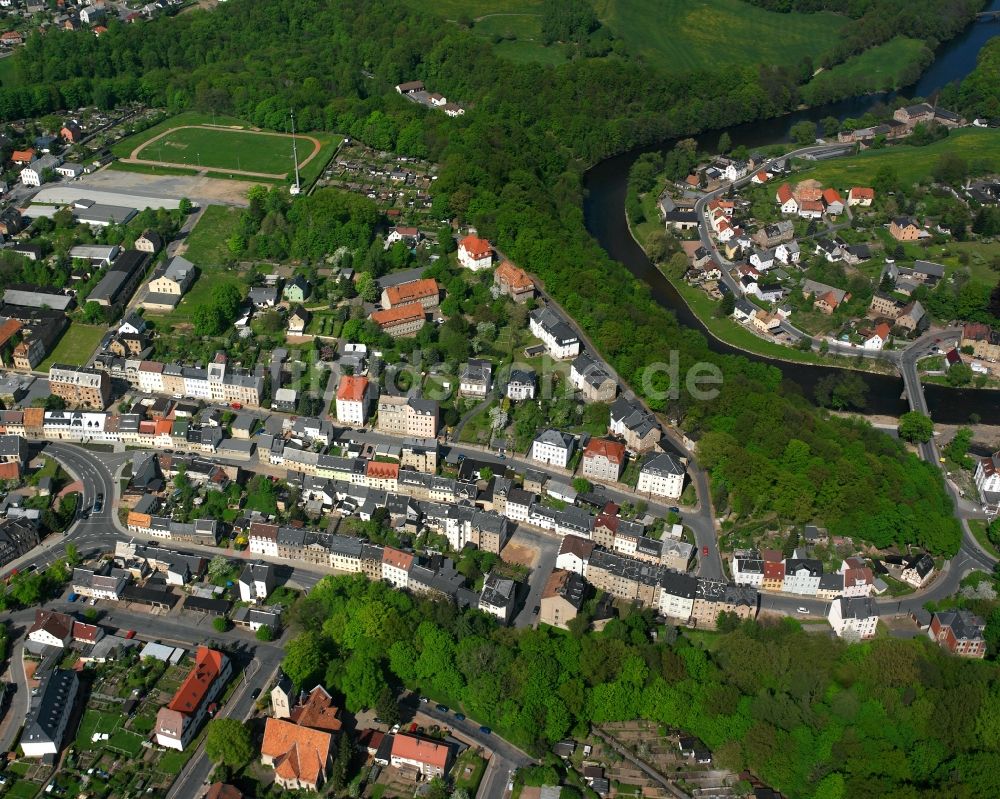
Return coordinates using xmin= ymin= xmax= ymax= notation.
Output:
xmin=532 ymin=605 xmax=540 ymax=615
xmin=797 ymin=607 xmax=809 ymax=614
xmin=454 ymin=713 xmax=465 ymax=721
xmin=93 ymin=494 xmax=104 ymax=513
xmin=230 ymin=402 xmax=243 ymax=410
xmin=435 ymin=704 xmax=449 ymax=712
xmin=419 ymin=696 xmax=428 ymax=703
xmin=479 ymin=726 xmax=492 ymax=735
xmin=702 ymin=546 xmax=709 ymax=556
xmin=88 ymin=599 xmax=97 ymax=606
xmin=668 ymin=506 xmax=680 ymax=513
xmin=125 ymin=630 xmax=136 ymax=639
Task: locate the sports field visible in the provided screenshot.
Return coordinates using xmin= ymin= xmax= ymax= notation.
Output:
xmin=113 ymin=111 xmax=336 ymax=182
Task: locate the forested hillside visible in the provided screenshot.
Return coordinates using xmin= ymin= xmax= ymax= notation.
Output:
xmin=289 ymin=575 xmax=1000 ymax=799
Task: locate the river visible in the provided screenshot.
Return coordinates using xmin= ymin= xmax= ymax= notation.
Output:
xmin=583 ymin=8 xmax=1000 ymax=424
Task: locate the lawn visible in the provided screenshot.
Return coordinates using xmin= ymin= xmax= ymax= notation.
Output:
xmin=968 ymin=519 xmax=999 ymax=560
xmin=39 ymin=324 xmax=106 ymax=372
xmin=107 ymin=161 xmax=201 ymax=178
xmin=594 ymin=0 xmax=847 ymax=73
xmin=75 ymin=709 xmax=123 ymax=751
xmin=453 ymin=751 xmax=488 ymax=794
xmin=146 ymin=205 xmax=245 ymax=323
xmin=793 ymin=129 xmax=1000 ymax=190
xmin=802 ymin=37 xmax=931 ymax=101
xmin=5 ymin=780 xmax=41 ymax=799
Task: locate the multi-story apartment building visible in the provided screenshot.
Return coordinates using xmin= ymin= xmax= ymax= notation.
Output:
xmin=581 ymin=437 xmax=626 ymax=483
xmin=377 ymin=396 xmax=439 ymax=438
xmin=155 ymin=647 xmax=231 ymax=750
xmin=48 ymin=364 xmax=110 ymax=409
xmin=636 ymin=452 xmax=685 ymax=498
xmin=336 ymin=375 xmax=375 ymax=426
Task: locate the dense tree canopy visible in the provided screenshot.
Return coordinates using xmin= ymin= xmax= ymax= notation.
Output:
xmin=289 ymin=575 xmax=1000 ymax=799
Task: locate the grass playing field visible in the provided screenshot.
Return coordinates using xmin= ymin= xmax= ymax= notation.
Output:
xmin=136 ymin=127 xmax=304 ymax=174
xmin=112 ymin=111 xmax=337 ymax=182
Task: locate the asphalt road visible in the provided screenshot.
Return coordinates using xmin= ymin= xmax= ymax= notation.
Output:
xmin=402 ymin=695 xmax=533 ymax=799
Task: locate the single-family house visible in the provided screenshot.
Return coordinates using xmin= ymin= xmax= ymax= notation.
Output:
xmin=458 ymin=235 xmax=493 ymax=271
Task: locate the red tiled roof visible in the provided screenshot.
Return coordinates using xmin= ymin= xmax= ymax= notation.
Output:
xmin=391 ymin=733 xmax=450 ymax=770
xmin=850 ymin=187 xmax=874 ymax=199
xmin=875 ymin=322 xmax=891 ymax=339
xmin=263 ymin=717 xmax=332 ymax=788
xmin=822 ymin=188 xmax=843 ymax=205
xmin=337 ymin=375 xmax=369 ymax=402
xmin=366 ymin=461 xmax=400 ymax=480
xmin=11 ymin=148 xmax=34 ymax=162
xmin=799 ymin=199 xmax=824 ymax=212
xmin=371 ymin=302 xmax=424 ymax=327
xmin=776 ymin=183 xmax=794 ymax=203
xmin=495 ymin=261 xmax=533 ymax=291
xmin=290 ymin=686 xmax=343 ymax=733
xmin=459 ymin=235 xmax=492 ymax=259
xmin=763 ymin=562 xmax=785 ymax=579
xmin=382 ymin=546 xmax=414 ymax=571
xmin=0 ymin=318 xmax=21 ymax=348
xmin=167 ymin=647 xmax=226 ymax=716
xmin=0 ymin=462 xmax=20 ymax=480
xmin=384 ymin=279 xmax=438 ymax=307
xmin=583 ymin=437 xmax=626 ymax=465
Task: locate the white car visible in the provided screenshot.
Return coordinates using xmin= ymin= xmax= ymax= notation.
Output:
xmin=797 ymin=607 xmax=809 ymax=614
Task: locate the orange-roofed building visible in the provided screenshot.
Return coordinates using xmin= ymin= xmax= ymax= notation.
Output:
xmin=365 ymin=459 xmax=399 ymax=489
xmin=458 ymin=235 xmax=493 ymax=271
xmin=795 ymin=186 xmax=823 ymax=203
xmin=335 ymin=375 xmax=374 ymax=426
xmin=370 ymin=302 xmax=425 ymax=338
xmin=382 ymin=546 xmax=414 ymax=588
xmin=762 ymin=561 xmax=785 ymax=592
xmin=751 ymin=169 xmax=769 ymax=184
xmin=262 ymin=717 xmax=333 ymax=792
xmin=22 ymin=408 xmax=44 ymax=430
xmin=581 ymin=437 xmax=627 ymax=483
xmin=0 ymin=318 xmax=22 ymax=368
xmin=0 ymin=461 xmax=20 ymax=480
xmin=206 ymin=785 xmax=244 ymax=799
xmin=848 ymin=187 xmax=874 ymax=207
xmin=381 ymin=278 xmax=439 ymax=311
xmin=289 ymin=686 xmax=343 ymax=733
xmin=822 ymin=188 xmax=844 ymax=215
xmin=798 ymin=199 xmax=824 ymax=218
xmin=390 ymin=733 xmax=451 ymax=777
xmin=494 ymin=261 xmax=535 ymax=303
xmin=776 ymin=183 xmax=796 ymax=214
xmin=11 ymin=148 xmax=35 ymax=165
xmin=155 ymin=647 xmax=231 ymax=751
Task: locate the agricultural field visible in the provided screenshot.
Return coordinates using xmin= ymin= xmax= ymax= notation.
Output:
xmin=792 ymin=128 xmax=1000 ymax=190
xmin=594 ymin=0 xmax=846 ymax=73
xmin=111 ymin=111 xmax=338 ymax=183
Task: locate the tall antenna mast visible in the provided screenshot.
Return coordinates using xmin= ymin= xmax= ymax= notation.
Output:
xmin=290 ymin=109 xmax=301 ymax=195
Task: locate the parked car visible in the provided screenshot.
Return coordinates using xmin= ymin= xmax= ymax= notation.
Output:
xmin=479 ymin=726 xmax=492 ymax=735
xmin=124 ymin=630 xmax=136 ymax=639
xmin=435 ymin=704 xmax=449 ymax=713
xmin=454 ymin=713 xmax=465 ymax=721
xmin=67 ymin=593 xmax=78 ymax=603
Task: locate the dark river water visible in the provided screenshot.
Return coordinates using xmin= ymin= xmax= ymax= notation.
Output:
xmin=583 ymin=8 xmax=1000 ymax=424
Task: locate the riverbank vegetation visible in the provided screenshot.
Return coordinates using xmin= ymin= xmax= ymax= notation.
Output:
xmin=942 ymin=34 xmax=1000 ymax=121
xmin=287 ymin=574 xmax=1000 ymax=799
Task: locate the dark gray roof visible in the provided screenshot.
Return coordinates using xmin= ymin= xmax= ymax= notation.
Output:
xmin=23 ymin=669 xmax=77 ymax=747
